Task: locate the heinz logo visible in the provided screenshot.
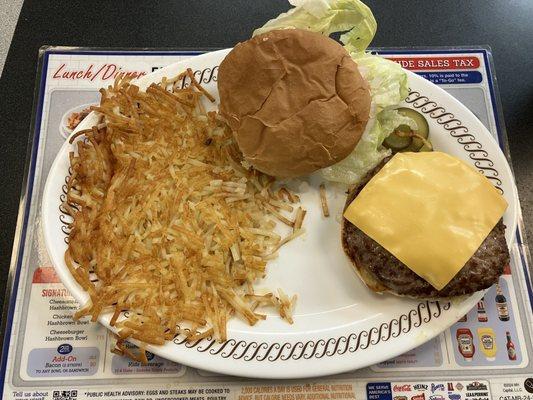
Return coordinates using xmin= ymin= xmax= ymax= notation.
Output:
xmin=394 ymin=385 xmax=412 ymax=392
xmin=414 ymin=385 xmax=428 ymax=391
xmin=431 ymin=384 xmax=445 ymax=393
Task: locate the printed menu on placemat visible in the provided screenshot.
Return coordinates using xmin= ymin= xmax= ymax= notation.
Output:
xmin=1 ymin=47 xmax=531 ymax=400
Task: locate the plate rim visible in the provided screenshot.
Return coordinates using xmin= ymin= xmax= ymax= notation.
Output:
xmin=41 ymin=48 xmax=518 ymax=379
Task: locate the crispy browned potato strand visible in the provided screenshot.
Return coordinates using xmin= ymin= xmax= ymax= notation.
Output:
xmin=63 ymin=74 xmax=302 ymax=354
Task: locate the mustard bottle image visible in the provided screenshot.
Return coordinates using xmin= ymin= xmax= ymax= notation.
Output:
xmin=477 ymin=327 xmax=497 ymax=361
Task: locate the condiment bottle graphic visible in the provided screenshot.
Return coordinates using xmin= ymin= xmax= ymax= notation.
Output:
xmin=477 ymin=327 xmax=497 ymax=361
xmin=477 ymin=297 xmax=488 ymax=322
xmin=456 ymin=328 xmax=474 ymax=361
xmin=506 ymin=331 xmax=517 ymax=361
xmin=495 ymin=284 xmax=510 ymax=321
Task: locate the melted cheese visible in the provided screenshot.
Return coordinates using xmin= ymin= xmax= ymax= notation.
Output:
xmin=344 ymin=152 xmax=507 ymax=290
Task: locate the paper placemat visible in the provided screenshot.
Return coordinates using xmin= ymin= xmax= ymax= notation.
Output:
xmin=2 ymin=47 xmax=532 ymax=400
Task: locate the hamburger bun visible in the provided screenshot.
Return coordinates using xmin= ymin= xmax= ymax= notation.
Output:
xmin=218 ymin=28 xmax=371 ymax=177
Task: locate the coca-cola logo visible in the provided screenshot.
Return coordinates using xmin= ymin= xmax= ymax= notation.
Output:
xmin=394 ymin=385 xmax=412 ymax=392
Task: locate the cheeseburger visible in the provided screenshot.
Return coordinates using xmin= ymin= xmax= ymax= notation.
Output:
xmin=342 ymin=152 xmax=510 ymax=298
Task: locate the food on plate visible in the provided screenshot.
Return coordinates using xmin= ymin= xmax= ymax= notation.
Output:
xmin=382 ymin=108 xmax=432 ymax=153
xmin=219 ymin=0 xmax=426 ymax=180
xmin=63 ymin=72 xmax=303 ymax=353
xmin=253 ymin=0 xmax=510 ymax=299
xmin=218 ymin=28 xmax=371 ymax=177
xmin=319 ymin=183 xmax=330 ymax=217
xmin=342 ymin=152 xmax=509 ymax=298
xmin=254 ymin=0 xmax=426 ymax=185
xmin=52 ymin=0 xmax=513 ymax=368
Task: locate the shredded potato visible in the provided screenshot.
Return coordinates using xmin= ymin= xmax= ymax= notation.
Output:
xmin=63 ymin=74 xmax=303 ymax=354
xmin=319 ymin=183 xmax=330 ymax=217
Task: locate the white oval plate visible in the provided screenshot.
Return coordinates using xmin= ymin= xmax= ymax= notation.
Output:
xmin=42 ymin=49 xmax=518 ymax=379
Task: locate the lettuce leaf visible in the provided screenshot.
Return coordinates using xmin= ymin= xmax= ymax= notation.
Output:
xmin=319 ymin=110 xmax=416 ymax=184
xmin=253 ymin=0 xmax=377 ymax=53
xmin=352 ymin=52 xmax=409 ymax=115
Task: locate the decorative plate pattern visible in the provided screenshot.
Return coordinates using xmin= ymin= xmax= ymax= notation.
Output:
xmin=405 ymin=91 xmax=503 ymax=193
xmin=171 ymin=300 xmax=451 ymax=362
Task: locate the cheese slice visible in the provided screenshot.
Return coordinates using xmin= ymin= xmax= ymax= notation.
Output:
xmin=343 ymin=152 xmax=508 ymax=291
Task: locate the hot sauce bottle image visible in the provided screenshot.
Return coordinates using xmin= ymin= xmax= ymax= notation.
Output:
xmin=477 ymin=297 xmax=488 ymax=322
xmin=495 ymin=283 xmax=510 ymax=321
xmin=506 ymin=331 xmax=517 ymax=361
xmin=456 ymin=328 xmax=474 ymax=361
xmin=477 ymin=327 xmax=497 ymax=361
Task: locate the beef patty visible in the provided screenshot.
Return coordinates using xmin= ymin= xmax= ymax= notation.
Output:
xmin=342 ymin=157 xmax=510 ymax=298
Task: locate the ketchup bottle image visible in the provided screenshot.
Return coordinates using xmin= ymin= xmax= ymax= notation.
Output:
xmin=456 ymin=328 xmax=475 ymax=361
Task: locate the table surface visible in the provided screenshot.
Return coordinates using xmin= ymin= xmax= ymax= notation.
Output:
xmin=0 ymin=0 xmax=532 ymax=317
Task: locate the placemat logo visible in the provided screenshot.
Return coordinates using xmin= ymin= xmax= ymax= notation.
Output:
xmin=431 ymin=384 xmax=445 ymax=393
xmin=394 ymin=385 xmax=412 ymax=392
xmin=466 ymin=383 xmax=487 ymax=391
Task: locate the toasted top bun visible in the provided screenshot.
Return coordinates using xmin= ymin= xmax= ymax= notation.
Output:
xmin=218 ymin=29 xmax=371 ymax=177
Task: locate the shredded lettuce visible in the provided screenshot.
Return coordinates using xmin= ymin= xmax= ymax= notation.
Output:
xmin=352 ymin=52 xmax=409 ymax=116
xmin=253 ymin=0 xmax=377 ymax=53
xmin=254 ymin=0 xmax=413 ymax=185
xmin=320 ymin=110 xmax=416 ymax=184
